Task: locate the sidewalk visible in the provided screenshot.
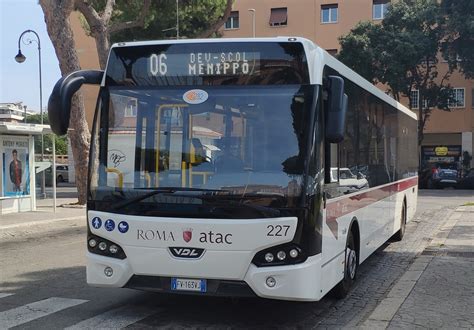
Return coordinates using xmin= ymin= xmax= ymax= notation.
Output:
xmin=363 ymin=205 xmax=474 ymax=329
xmin=0 ymin=197 xmax=86 ymax=229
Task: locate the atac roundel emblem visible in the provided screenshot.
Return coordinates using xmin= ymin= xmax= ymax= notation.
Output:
xmin=183 ymin=228 xmax=193 ymax=243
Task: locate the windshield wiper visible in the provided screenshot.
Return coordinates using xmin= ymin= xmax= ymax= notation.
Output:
xmin=110 ymin=187 xmax=227 ymax=211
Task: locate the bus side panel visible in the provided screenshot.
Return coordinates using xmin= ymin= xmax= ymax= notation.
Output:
xmin=320 ymin=209 xmax=346 ymax=297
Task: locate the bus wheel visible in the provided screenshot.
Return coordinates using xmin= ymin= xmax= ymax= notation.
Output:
xmin=333 ymin=231 xmax=358 ymax=299
xmin=394 ymin=202 xmax=406 ymax=241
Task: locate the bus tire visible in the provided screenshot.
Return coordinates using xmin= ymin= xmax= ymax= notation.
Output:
xmin=393 ymin=201 xmax=406 ymax=241
xmin=333 ymin=230 xmax=358 ymax=299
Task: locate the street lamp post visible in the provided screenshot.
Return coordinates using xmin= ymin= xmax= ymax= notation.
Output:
xmin=15 ymin=29 xmax=46 ymax=199
xmin=248 ymin=9 xmax=256 ymax=38
xmin=162 ymin=0 xmax=180 ymax=39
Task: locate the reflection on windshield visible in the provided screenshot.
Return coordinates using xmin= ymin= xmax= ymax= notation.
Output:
xmin=91 ymin=86 xmax=313 ymax=205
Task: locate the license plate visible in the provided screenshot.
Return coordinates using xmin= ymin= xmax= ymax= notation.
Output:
xmin=171 ymin=278 xmax=207 ymax=292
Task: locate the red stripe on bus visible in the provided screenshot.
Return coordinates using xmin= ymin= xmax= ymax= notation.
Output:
xmin=325 ymin=177 xmax=418 ymax=239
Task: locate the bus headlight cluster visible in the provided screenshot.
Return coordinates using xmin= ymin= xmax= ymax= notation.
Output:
xmin=253 ymin=245 xmax=305 ymax=267
xmin=87 ymin=234 xmax=127 ymax=260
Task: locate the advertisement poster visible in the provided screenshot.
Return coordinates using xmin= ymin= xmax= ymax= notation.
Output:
xmin=2 ymin=138 xmax=30 ymax=197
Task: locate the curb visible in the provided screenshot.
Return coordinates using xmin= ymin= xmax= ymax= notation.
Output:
xmin=0 ymin=216 xmax=86 ymax=231
xmin=361 ymin=207 xmax=463 ymax=329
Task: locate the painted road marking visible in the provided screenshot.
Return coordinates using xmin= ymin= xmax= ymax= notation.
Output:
xmin=0 ymin=297 xmax=87 ymax=328
xmin=0 ymin=293 xmax=14 ymax=299
xmin=65 ymin=305 xmax=155 ymax=329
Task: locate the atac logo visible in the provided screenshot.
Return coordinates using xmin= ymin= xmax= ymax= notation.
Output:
xmin=183 ymin=89 xmax=208 ymax=105
xmin=182 ymin=228 xmax=193 ymax=243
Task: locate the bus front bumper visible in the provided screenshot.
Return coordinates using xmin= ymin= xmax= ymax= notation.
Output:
xmin=86 ymin=253 xmax=323 ymax=301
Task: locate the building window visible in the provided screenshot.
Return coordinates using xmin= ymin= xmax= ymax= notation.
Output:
xmin=326 ymin=49 xmax=338 ymax=56
xmin=321 ymin=4 xmax=338 ymax=24
xmin=225 ymin=11 xmax=239 ymax=29
xmin=373 ymin=0 xmax=390 ymax=20
xmin=448 ymin=88 xmax=465 ymax=108
xmin=410 ymin=90 xmax=428 ymax=109
xmin=269 ymin=7 xmax=287 ymax=26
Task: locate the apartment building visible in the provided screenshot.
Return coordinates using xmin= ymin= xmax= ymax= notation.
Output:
xmin=221 ymin=0 xmax=473 ymax=168
xmin=0 ymin=102 xmax=35 ymax=123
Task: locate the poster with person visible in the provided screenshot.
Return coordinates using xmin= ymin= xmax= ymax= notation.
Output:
xmin=2 ymin=137 xmax=30 ymax=196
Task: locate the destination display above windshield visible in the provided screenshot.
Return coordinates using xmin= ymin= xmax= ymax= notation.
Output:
xmin=105 ymin=42 xmax=309 ymax=86
xmin=149 ymin=52 xmax=259 ymax=77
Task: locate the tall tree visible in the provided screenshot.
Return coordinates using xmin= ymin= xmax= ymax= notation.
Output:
xmin=76 ymin=0 xmax=234 ymax=69
xmin=110 ymin=0 xmax=234 ymax=42
xmin=378 ymin=0 xmax=452 ymax=147
xmin=440 ymin=0 xmax=474 ymax=78
xmin=338 ymin=0 xmax=454 ymax=148
xmin=39 ymin=0 xmax=90 ymax=204
xmin=338 ymin=21 xmax=382 ymax=85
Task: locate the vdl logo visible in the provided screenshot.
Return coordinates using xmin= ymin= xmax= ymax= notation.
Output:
xmin=169 ymin=247 xmax=205 ymax=259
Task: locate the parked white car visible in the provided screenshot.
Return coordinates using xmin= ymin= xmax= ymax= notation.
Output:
xmin=331 ymin=167 xmax=369 ymax=194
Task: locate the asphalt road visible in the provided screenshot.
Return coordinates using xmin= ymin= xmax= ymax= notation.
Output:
xmin=0 ymin=190 xmax=472 ymax=329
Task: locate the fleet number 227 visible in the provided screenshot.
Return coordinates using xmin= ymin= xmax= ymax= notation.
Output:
xmin=267 ymin=225 xmax=290 ymax=237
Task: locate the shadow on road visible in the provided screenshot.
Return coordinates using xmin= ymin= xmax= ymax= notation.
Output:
xmin=418 ymin=189 xmax=474 ymax=199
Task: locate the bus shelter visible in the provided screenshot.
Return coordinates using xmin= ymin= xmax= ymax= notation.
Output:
xmin=0 ymin=122 xmax=57 ymax=215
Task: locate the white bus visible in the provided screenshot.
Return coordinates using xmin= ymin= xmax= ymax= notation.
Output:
xmin=48 ymin=37 xmax=418 ymax=301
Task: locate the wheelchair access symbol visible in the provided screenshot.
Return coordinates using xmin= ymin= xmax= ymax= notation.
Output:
xmin=104 ymin=219 xmax=115 ymax=232
xmin=91 ymin=217 xmax=102 ymax=229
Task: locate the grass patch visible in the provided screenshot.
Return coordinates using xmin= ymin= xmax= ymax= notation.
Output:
xmin=462 ymin=202 xmax=474 ymax=206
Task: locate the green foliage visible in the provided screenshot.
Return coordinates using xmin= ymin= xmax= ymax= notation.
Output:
xmin=338 ymin=22 xmax=382 ymax=83
xmin=26 ymin=113 xmax=68 ymax=155
xmin=441 ymin=0 xmax=474 ymax=78
xmin=26 ymin=113 xmax=49 ymax=124
xmin=337 ymin=0 xmax=463 ymax=145
xmin=33 ymin=135 xmax=68 ymax=156
xmin=107 ymin=0 xmax=228 ymax=42
xmin=376 ymin=0 xmax=445 ymax=98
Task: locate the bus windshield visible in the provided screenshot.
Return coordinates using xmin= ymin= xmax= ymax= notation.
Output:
xmin=89 ymin=85 xmax=316 ymax=217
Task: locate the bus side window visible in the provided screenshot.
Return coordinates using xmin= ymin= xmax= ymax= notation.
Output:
xmin=324 ymin=142 xmax=342 ymax=199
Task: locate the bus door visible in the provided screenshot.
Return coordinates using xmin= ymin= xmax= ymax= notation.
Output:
xmin=133 ymin=98 xmax=157 ymax=188
xmin=155 ymin=104 xmax=189 ymax=188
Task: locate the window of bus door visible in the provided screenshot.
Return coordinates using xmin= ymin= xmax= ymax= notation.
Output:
xmin=154 ymin=103 xmax=245 ymax=188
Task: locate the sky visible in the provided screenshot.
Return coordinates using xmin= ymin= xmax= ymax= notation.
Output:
xmin=0 ymin=0 xmax=61 ymax=113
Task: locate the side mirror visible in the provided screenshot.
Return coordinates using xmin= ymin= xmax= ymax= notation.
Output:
xmin=326 ymin=75 xmax=348 ymax=143
xmin=48 ymin=70 xmax=104 ymax=135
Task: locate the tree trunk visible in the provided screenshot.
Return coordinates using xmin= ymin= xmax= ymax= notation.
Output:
xmin=39 ymin=0 xmax=90 ymax=205
xmin=90 ymin=26 xmax=110 ymax=70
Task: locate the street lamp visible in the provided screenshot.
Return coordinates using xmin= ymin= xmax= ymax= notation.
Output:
xmin=15 ymin=29 xmax=46 ymax=199
xmin=248 ymin=8 xmax=256 ymax=38
xmin=162 ymin=0 xmax=180 ymax=39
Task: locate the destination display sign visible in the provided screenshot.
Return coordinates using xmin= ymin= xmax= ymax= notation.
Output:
xmin=105 ymin=42 xmax=309 ymax=86
xmin=149 ymin=52 xmax=260 ymax=77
